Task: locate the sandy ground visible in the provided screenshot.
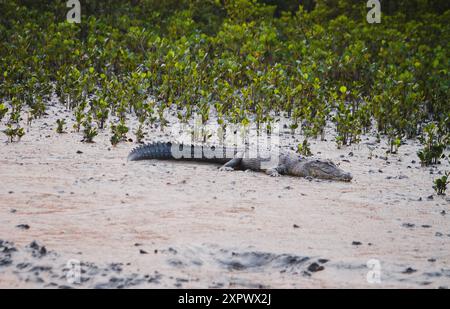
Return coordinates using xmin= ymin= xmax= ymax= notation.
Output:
xmin=0 ymin=103 xmax=449 ymax=289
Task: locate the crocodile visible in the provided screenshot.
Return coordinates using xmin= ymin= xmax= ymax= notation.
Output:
xmin=128 ymin=142 xmax=353 ymax=182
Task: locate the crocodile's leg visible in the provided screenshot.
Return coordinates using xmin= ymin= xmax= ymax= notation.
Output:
xmin=219 ymin=150 xmax=245 ymax=171
xmin=219 ymin=157 xmax=242 ymax=172
xmin=265 ymin=169 xmax=280 ymax=177
xmin=265 ymin=164 xmax=287 ymax=177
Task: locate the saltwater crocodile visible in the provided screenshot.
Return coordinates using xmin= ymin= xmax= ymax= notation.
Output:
xmin=128 ymin=142 xmax=353 ymax=182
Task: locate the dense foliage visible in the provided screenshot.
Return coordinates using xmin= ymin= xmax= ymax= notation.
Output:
xmin=0 ymin=0 xmax=449 ymax=151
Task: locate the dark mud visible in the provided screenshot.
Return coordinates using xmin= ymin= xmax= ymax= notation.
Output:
xmin=2 ymin=239 xmax=450 ymax=288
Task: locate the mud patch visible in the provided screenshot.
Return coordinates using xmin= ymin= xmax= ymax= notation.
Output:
xmin=0 ymin=239 xmax=165 ymax=289
xmin=163 ymin=244 xmax=329 ymax=281
xmin=216 ymin=250 xmax=312 ymax=272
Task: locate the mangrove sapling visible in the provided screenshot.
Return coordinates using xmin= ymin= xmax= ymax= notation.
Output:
xmin=16 ymin=127 xmax=25 ymax=141
xmin=0 ymin=103 xmax=8 ymax=122
xmin=433 ymin=172 xmax=449 ymax=196
xmin=417 ymin=123 xmax=446 ymax=166
xmin=157 ymin=103 xmax=168 ymax=130
xmin=30 ymin=95 xmax=46 ymax=119
xmin=73 ymin=109 xmax=84 ymax=132
xmin=92 ymin=95 xmax=110 ymax=130
xmin=9 ymin=109 xmax=22 ymax=125
xmin=3 ymin=125 xmax=15 ymax=142
xmin=134 ymin=123 xmax=146 ymax=144
xmin=9 ymin=97 xmax=22 ymax=125
xmin=387 ymin=130 xmax=403 ymax=155
xmin=214 ymin=102 xmax=226 ymax=128
xmin=56 ymin=119 xmax=67 ymax=134
xmin=110 ymin=120 xmax=129 ymax=146
xmin=73 ymin=101 xmax=87 ymax=132
xmin=3 ymin=124 xmax=25 ymax=142
xmin=333 ymin=87 xmax=362 ymax=148
xmin=82 ymin=116 xmax=98 ymax=143
xmin=26 ymin=112 xmax=33 ymax=127
xmin=110 ymin=134 xmax=120 ymax=147
xmin=297 ymin=139 xmax=313 ymax=157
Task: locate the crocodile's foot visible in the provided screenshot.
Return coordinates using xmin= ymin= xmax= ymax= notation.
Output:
xmin=266 ymin=169 xmax=281 ymax=177
xmin=219 ymin=167 xmax=235 ymax=172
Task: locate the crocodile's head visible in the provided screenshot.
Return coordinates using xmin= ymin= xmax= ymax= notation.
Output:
xmin=306 ymin=160 xmax=353 ymax=182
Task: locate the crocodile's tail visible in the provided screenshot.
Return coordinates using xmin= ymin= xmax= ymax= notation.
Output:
xmin=128 ymin=142 xmax=175 ymax=161
xmin=127 ymin=142 xmax=236 ymax=164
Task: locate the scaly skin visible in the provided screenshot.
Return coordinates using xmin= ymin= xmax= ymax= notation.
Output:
xmin=128 ymin=142 xmax=353 ymax=182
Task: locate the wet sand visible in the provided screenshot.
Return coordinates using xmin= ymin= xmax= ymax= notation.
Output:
xmin=0 ymin=104 xmax=449 ymax=288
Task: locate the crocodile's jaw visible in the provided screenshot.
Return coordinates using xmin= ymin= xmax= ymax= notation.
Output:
xmin=335 ymin=172 xmax=353 ymax=182
xmin=311 ymin=170 xmax=353 ymax=182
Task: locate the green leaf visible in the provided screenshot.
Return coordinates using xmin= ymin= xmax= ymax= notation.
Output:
xmin=340 ymin=86 xmax=347 ymax=94
xmin=432 ymin=59 xmax=439 ymax=68
xmin=241 ymin=118 xmax=250 ymax=127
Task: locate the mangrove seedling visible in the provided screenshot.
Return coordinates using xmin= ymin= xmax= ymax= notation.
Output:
xmin=297 ymin=139 xmax=313 ymax=157
xmin=417 ymin=123 xmax=446 ymax=166
xmin=110 ymin=120 xmax=129 ymax=146
xmin=134 ymin=123 xmax=146 ymax=144
xmin=56 ymin=119 xmax=67 ymax=134
xmin=433 ymin=172 xmax=449 ymax=195
xmin=3 ymin=124 xmax=25 ymax=142
xmin=82 ymin=119 xmax=98 ymax=143
xmin=0 ymin=103 xmax=8 ymax=122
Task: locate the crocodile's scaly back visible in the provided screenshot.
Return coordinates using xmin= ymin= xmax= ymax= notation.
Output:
xmin=128 ymin=142 xmax=236 ymax=165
